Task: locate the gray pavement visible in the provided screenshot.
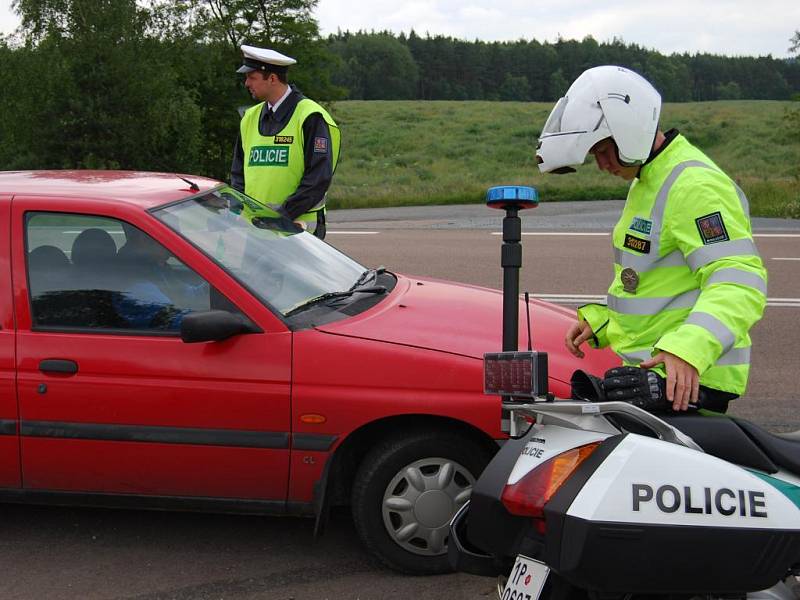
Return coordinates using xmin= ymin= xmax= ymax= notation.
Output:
xmin=328 ymin=200 xmax=800 ymax=231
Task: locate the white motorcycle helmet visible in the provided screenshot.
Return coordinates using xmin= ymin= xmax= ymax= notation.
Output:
xmin=536 ymin=65 xmax=661 ymax=174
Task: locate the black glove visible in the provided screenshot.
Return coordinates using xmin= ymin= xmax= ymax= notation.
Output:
xmin=570 ymin=369 xmax=606 ymax=402
xmin=602 ymin=366 xmax=671 ymax=412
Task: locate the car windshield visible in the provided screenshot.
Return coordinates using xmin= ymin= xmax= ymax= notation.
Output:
xmin=153 ymin=186 xmax=366 ymax=316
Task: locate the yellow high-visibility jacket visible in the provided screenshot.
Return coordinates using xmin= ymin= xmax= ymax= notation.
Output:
xmin=241 ymin=98 xmax=340 ymax=228
xmin=579 ymin=133 xmax=767 ymax=395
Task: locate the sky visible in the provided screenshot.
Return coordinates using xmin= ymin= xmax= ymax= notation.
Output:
xmin=1 ymin=0 xmax=798 ymax=58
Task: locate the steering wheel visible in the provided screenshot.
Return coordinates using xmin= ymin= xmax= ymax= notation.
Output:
xmin=248 ymin=255 xmax=285 ymax=299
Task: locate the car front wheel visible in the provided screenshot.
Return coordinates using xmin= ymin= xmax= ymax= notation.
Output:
xmin=351 ymin=430 xmax=492 ymax=574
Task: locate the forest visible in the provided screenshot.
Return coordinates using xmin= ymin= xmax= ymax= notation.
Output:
xmin=328 ymin=31 xmax=800 ymax=103
xmin=1 ymin=0 xmax=798 ymax=193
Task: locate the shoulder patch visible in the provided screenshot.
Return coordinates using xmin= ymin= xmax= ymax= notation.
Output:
xmin=313 ymin=137 xmax=328 ymax=153
xmin=623 ymin=234 xmax=650 ymax=254
xmin=630 ymin=216 xmax=652 ymax=235
xmin=695 ymin=211 xmax=729 ymax=245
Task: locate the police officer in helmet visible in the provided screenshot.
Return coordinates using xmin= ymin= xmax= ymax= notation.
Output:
xmin=538 ymin=65 xmax=767 ymax=413
xmin=231 ymin=45 xmax=340 ymax=239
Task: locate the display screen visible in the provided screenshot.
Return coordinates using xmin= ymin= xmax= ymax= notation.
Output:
xmin=484 ymin=351 xmax=547 ymax=396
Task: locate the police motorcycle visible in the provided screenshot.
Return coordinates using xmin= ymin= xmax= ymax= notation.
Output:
xmin=448 ymin=187 xmax=800 ymax=600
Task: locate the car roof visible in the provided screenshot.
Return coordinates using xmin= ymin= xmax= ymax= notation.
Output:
xmin=0 ymin=170 xmax=222 ymax=209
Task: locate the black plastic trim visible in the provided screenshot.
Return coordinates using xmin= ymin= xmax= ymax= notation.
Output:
xmin=292 ymin=433 xmax=338 ymax=451
xmin=544 ymin=434 xmax=627 ymax=568
xmin=0 ymin=488 xmax=299 ymax=516
xmin=39 ymin=359 xmax=78 ymax=374
xmin=20 ymin=420 xmax=289 ymax=449
xmin=30 ymin=325 xmax=181 ymax=337
xmin=464 ymin=429 xmax=541 ymax=571
xmin=555 ymin=515 xmax=800 ymax=594
xmin=312 ymin=448 xmax=334 ymax=537
xmin=448 ymin=502 xmax=505 ymax=576
xmin=0 ymin=420 xmax=17 ymax=435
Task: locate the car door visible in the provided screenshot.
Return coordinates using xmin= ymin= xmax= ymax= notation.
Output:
xmin=0 ymin=195 xmax=20 ymax=489
xmin=12 ymin=197 xmax=292 ymax=505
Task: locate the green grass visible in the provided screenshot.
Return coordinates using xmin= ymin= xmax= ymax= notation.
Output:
xmin=325 ymin=100 xmax=800 ymax=218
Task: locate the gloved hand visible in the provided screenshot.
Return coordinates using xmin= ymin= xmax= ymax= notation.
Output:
xmin=602 ymin=366 xmax=671 ymax=412
xmin=570 ymin=369 xmax=606 ymax=402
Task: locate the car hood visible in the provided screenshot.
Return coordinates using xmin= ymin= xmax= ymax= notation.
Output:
xmin=314 ymin=274 xmax=618 ymax=388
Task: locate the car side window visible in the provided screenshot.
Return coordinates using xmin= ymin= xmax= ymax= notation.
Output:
xmin=25 ymin=212 xmax=221 ymax=333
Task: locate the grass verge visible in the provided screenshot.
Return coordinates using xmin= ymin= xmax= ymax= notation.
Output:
xmin=326 ymin=100 xmax=799 ymax=219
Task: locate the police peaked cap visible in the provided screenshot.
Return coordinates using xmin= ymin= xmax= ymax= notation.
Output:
xmin=237 ymin=45 xmax=297 ymax=74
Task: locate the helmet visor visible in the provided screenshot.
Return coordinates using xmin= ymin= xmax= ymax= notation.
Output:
xmin=536 ymin=97 xmax=610 ymax=174
xmin=542 ymin=97 xmax=568 ymax=135
xmin=537 ymin=127 xmax=610 ymax=174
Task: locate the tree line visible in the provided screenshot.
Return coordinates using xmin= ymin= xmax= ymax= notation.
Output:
xmin=1 ymin=0 xmax=798 ymax=183
xmin=328 ymin=31 xmax=800 ymax=102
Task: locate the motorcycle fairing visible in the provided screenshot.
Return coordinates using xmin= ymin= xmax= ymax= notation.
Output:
xmin=566 ymin=434 xmax=799 ymax=527
xmin=507 ymin=423 xmax=613 ymax=485
xmin=541 ymin=433 xmax=800 ymax=594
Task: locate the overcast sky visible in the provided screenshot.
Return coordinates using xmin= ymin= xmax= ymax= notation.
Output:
xmin=1 ymin=0 xmax=797 ymax=58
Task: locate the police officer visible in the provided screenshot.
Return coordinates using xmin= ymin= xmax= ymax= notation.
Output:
xmin=537 ymin=65 xmax=767 ymax=413
xmin=231 ymin=45 xmax=340 ymax=239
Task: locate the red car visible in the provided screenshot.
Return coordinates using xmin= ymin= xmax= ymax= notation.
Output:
xmin=0 ymin=170 xmax=616 ymax=574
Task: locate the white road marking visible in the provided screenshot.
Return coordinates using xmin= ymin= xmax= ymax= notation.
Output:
xmin=327 ymin=231 xmax=380 ymax=235
xmin=64 ymin=228 xmax=382 ymax=236
xmin=531 ymin=294 xmax=800 ymax=308
xmin=772 ymin=257 xmax=800 ymax=261
xmin=491 ymin=232 xmax=800 ymax=238
xmin=533 ymin=294 xmax=606 ymax=301
xmin=492 ymin=232 xmax=608 ymax=236
xmin=754 ymin=234 xmax=800 ymax=238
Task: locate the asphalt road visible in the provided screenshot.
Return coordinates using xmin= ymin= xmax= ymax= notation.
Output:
xmin=328 ymin=202 xmax=800 ymax=432
xmin=1 ymin=504 xmax=495 ymax=599
xmin=3 ymin=201 xmax=798 ymax=600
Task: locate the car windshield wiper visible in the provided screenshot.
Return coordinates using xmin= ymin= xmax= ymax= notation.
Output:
xmin=284 ymin=286 xmax=387 ymax=317
xmin=349 ymin=266 xmax=386 ymax=291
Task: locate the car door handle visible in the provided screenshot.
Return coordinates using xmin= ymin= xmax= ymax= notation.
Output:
xmin=39 ymin=359 xmax=79 ymax=375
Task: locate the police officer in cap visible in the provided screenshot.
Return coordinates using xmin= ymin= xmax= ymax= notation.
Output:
xmin=231 ymin=45 xmax=340 ymax=239
xmin=538 ymin=65 xmax=766 ymax=413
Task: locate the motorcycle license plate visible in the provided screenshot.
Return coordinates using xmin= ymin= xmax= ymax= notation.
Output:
xmin=501 ymin=555 xmax=550 ymax=600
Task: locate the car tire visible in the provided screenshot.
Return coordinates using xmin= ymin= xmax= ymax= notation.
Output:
xmin=351 ymin=430 xmax=492 ymax=574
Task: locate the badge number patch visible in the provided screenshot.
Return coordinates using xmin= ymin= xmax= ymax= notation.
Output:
xmin=630 ymin=216 xmax=652 ymax=235
xmin=248 ymin=146 xmax=289 ymax=167
xmin=273 ymin=135 xmax=294 ymax=144
xmin=313 ymin=137 xmax=328 ymax=153
xmin=623 ymin=234 xmax=651 ymax=254
xmin=695 ymin=212 xmax=729 ymax=245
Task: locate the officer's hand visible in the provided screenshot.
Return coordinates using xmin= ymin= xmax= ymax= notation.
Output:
xmin=565 ymin=321 xmax=594 ymax=359
xmin=294 ymin=221 xmax=308 ymax=230
xmin=640 ymin=352 xmax=699 ymax=411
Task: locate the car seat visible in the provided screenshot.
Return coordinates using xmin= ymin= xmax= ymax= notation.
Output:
xmin=65 ymin=228 xmax=127 ymax=328
xmin=28 ymin=245 xmax=71 ymax=296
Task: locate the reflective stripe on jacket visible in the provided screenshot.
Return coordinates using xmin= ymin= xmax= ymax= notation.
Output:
xmin=578 ymin=134 xmax=767 ymax=395
xmin=241 ymin=98 xmax=340 ymax=226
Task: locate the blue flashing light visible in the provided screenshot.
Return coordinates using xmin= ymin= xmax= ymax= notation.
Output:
xmin=485 ymin=185 xmax=539 ymax=210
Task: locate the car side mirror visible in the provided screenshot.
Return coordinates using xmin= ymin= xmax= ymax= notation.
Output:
xmin=180 ymin=310 xmax=261 ymax=343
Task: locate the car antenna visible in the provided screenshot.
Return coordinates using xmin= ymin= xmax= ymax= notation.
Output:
xmin=178 ymin=176 xmax=200 ymax=192
xmin=524 ymin=291 xmax=533 ymax=352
